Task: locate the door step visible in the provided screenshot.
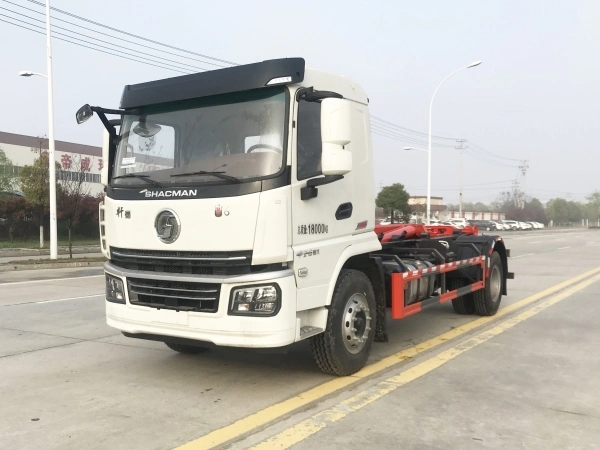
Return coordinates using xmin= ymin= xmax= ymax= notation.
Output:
xmin=300 ymin=326 xmax=324 ymax=339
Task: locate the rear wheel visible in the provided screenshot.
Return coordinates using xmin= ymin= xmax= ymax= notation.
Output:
xmin=473 ymin=252 xmax=503 ymax=316
xmin=311 ymin=269 xmax=376 ymax=376
xmin=165 ymin=342 xmax=210 ymax=354
xmin=449 ymin=277 xmax=475 ymax=315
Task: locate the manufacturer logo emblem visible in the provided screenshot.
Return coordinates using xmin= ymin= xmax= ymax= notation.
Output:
xmin=140 ymin=189 xmax=198 ymax=198
xmin=155 ymin=209 xmax=181 ymax=244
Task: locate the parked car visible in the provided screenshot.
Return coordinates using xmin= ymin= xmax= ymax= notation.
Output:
xmin=490 ymin=220 xmax=509 ymax=231
xmin=502 ymin=220 xmax=522 ymax=230
xmin=467 ymin=220 xmax=501 ymax=231
xmin=528 ymin=222 xmax=544 ymax=229
xmin=448 ymin=218 xmax=467 ymax=229
xmin=439 ymin=221 xmax=459 ymax=227
xmin=519 ymin=222 xmax=533 ymax=230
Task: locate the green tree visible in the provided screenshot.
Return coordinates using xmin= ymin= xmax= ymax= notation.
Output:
xmin=545 ymin=198 xmax=569 ymax=225
xmin=490 ymin=191 xmax=517 ymax=213
xmin=57 ymin=154 xmax=92 ymax=257
xmin=376 ymin=183 xmax=411 ymax=223
xmin=567 ymin=201 xmax=583 ymax=222
xmin=586 ymin=191 xmax=600 ymax=225
xmin=0 ymin=147 xmax=17 ymax=194
xmin=19 ymin=154 xmax=61 ymax=248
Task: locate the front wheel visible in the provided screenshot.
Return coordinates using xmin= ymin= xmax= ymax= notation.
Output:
xmin=473 ymin=252 xmax=503 ymax=316
xmin=311 ymin=269 xmax=376 ymax=376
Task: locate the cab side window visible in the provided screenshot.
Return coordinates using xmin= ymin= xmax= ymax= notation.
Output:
xmin=297 ymin=100 xmax=322 ymax=180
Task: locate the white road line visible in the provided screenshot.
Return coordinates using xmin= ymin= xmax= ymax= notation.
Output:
xmin=529 ymin=241 xmax=542 ymax=244
xmin=36 ymin=294 xmax=104 ymax=304
xmin=512 ymin=253 xmax=535 ymax=259
xmin=587 ymin=242 xmax=596 ymax=245
xmin=0 ymin=274 xmax=104 ymax=287
xmin=558 ymin=246 xmax=572 ymax=250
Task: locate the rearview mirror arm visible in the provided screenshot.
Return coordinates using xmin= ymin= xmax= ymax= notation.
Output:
xmin=90 ymin=106 xmax=138 ymax=139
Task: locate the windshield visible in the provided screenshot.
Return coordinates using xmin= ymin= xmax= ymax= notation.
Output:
xmin=112 ymin=88 xmax=287 ymax=186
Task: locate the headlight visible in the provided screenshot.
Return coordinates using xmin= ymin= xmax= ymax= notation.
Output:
xmin=229 ymin=284 xmax=281 ymax=316
xmin=106 ymin=274 xmax=126 ymax=304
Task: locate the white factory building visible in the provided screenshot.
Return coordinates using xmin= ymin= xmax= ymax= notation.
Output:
xmin=0 ymin=131 xmax=103 ymax=196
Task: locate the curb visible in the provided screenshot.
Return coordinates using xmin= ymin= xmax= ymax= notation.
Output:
xmin=0 ymin=261 xmax=105 ymax=272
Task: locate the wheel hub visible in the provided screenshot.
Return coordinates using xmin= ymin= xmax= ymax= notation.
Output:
xmin=490 ymin=265 xmax=501 ymax=302
xmin=342 ymin=293 xmax=372 ymax=354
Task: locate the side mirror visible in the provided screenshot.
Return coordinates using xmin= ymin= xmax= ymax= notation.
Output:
xmin=101 ymin=129 xmax=110 ymax=186
xmin=321 ymin=98 xmax=352 ymax=176
xmin=76 ymin=104 xmax=93 ymax=124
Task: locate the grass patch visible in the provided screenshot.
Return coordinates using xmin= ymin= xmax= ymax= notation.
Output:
xmin=0 ymin=239 xmax=100 ymax=249
xmin=3 ymin=256 xmax=107 ymax=265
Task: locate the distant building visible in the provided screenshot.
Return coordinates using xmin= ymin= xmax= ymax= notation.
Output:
xmin=409 ymin=196 xmax=447 ymax=220
xmin=0 ymin=131 xmax=103 ymax=195
xmin=445 ymin=211 xmax=506 ymax=221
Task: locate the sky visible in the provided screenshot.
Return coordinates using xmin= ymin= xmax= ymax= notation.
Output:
xmin=0 ymin=0 xmax=598 ymax=204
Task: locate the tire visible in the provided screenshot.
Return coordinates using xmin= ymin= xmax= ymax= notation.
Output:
xmin=473 ymin=252 xmax=503 ymax=316
xmin=311 ymin=269 xmax=376 ymax=376
xmin=449 ymin=277 xmax=475 ymax=315
xmin=165 ymin=342 xmax=210 ymax=354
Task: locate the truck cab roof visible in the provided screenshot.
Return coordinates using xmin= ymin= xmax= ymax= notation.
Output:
xmin=120 ymin=58 xmax=368 ymax=110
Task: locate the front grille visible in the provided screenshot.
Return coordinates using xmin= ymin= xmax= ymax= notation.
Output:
xmin=128 ymin=278 xmax=220 ymax=313
xmin=110 ymin=247 xmax=252 ymax=276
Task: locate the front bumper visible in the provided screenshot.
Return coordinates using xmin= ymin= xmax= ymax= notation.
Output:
xmin=104 ymin=262 xmax=297 ymax=348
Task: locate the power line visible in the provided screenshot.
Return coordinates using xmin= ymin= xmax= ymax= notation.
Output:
xmin=0 ymin=5 xmax=209 ymax=71
xmin=371 ymin=117 xmax=524 ymax=165
xmin=0 ymin=18 xmax=190 ymax=74
xmin=466 ymin=140 xmax=522 ymax=162
xmin=463 ymin=148 xmax=519 ymax=168
xmin=22 ymin=0 xmax=237 ymax=66
xmin=370 ymin=115 xmax=457 ymax=141
xmin=0 ymin=13 xmax=203 ymax=74
xmin=1 ymin=0 xmax=227 ymax=69
xmin=371 ymin=124 xmax=456 ymax=148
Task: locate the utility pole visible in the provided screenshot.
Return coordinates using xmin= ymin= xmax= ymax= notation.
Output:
xmin=45 ymin=0 xmax=58 ymax=259
xmin=518 ymin=159 xmax=529 ymax=209
xmin=456 ymin=139 xmax=466 ymax=217
xmin=512 ymin=179 xmax=521 ymax=208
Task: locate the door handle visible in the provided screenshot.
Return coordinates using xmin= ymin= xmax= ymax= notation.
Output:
xmin=335 ymin=202 xmax=353 ymax=220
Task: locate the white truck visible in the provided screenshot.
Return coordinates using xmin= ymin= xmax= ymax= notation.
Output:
xmin=76 ymin=58 xmax=512 ymax=375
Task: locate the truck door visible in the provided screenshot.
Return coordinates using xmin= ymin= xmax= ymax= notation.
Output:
xmin=291 ymin=97 xmax=355 ymax=310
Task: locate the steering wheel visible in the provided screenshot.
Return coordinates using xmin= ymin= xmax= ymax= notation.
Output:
xmin=246 ymin=144 xmax=283 ymax=154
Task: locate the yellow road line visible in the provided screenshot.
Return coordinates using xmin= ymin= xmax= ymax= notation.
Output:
xmin=251 ymin=272 xmax=600 ymax=449
xmin=174 ymin=265 xmax=600 ymax=450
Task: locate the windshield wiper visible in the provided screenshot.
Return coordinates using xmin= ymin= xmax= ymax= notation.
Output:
xmin=170 ymin=170 xmax=241 ymax=183
xmin=112 ymin=173 xmax=163 ymax=187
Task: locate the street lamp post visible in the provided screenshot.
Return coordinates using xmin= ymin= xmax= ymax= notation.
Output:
xmin=426 ymin=61 xmax=482 ymax=225
xmin=17 ymin=1 xmax=58 ymax=259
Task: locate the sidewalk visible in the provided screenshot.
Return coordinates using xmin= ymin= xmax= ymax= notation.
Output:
xmin=0 ymin=245 xmax=101 ymax=259
xmin=0 ymin=252 xmax=104 ymax=264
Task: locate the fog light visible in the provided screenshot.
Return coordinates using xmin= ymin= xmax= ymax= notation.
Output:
xmin=229 ymin=284 xmax=281 ymax=316
xmin=106 ymin=274 xmax=126 ymax=304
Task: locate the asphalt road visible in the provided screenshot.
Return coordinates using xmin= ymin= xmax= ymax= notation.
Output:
xmin=1 ymin=229 xmax=599 ymax=450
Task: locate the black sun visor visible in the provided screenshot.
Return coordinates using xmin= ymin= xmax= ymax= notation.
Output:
xmin=120 ymin=58 xmax=305 ymax=109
